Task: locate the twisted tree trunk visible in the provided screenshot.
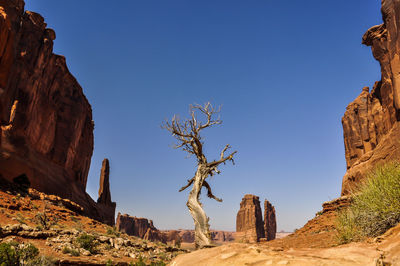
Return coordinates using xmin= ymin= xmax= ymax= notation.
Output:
xmin=187 ymin=164 xmax=213 ymax=248
xmin=162 ymin=102 xmax=236 ymax=249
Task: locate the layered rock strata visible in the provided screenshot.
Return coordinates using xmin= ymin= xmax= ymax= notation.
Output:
xmin=341 ymin=0 xmax=400 ymax=194
xmin=116 ymin=213 xmax=166 ymax=243
xmin=236 ymin=194 xmax=265 ymax=242
xmin=97 ymin=159 xmax=116 ymax=225
xmin=264 ymin=200 xmax=276 ymax=241
xmin=0 ymin=0 xmax=115 ymax=224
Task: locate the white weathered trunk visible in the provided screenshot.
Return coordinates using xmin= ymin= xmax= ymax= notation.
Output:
xmin=187 ymin=164 xmax=213 ymax=248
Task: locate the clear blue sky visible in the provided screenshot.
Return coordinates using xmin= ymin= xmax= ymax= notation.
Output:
xmin=25 ymin=1 xmax=382 ymax=232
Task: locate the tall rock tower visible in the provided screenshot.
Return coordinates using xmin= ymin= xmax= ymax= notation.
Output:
xmin=264 ymin=200 xmax=276 ymax=241
xmin=236 ymin=194 xmax=265 ymax=242
xmin=97 ymin=159 xmax=116 ymax=225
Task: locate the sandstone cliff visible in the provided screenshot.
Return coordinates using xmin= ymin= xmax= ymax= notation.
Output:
xmin=341 ymin=0 xmax=400 ymax=195
xmin=0 ymin=0 xmax=115 ymax=224
xmin=236 ymin=194 xmax=265 ymax=242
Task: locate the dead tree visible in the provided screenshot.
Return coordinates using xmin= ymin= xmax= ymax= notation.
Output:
xmin=162 ymin=102 xmax=237 ymax=249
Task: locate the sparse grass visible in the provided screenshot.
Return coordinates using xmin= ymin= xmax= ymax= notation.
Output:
xmin=16 ymin=213 xmax=26 ymax=224
xmin=62 ymin=246 xmax=80 ymax=256
xmin=76 ymin=233 xmax=98 ymax=254
xmin=336 ymin=162 xmax=400 ymax=244
xmin=106 ymin=226 xmax=121 ymax=237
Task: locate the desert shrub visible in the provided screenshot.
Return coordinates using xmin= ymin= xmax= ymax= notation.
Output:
xmin=62 ymin=246 xmax=80 ymax=257
xmin=0 ymin=242 xmax=19 ymax=266
xmin=337 ymin=162 xmax=400 ymax=243
xmin=26 ymin=256 xmax=55 ymax=266
xmin=106 ymin=226 xmax=120 ymax=237
xmin=76 ymin=234 xmax=97 ymax=254
xmin=18 ymin=243 xmax=39 ymax=263
xmin=0 ymin=242 xmax=40 ymax=266
xmin=34 ymin=210 xmax=54 ymax=230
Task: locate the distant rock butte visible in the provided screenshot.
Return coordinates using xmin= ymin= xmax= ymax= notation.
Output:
xmin=162 ymin=229 xmax=235 ymax=243
xmin=341 ymin=0 xmax=400 ymax=195
xmin=0 ymin=0 xmax=115 ymax=224
xmin=116 ymin=213 xmax=166 ymax=243
xmin=236 ymin=194 xmax=265 ymax=242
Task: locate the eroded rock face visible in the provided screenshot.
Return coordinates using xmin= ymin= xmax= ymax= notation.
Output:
xmin=264 ymin=200 xmax=276 ymax=241
xmin=341 ymin=0 xmax=400 ymax=195
xmin=0 ymin=0 xmax=115 ymax=225
xmin=97 ymin=159 xmax=116 ymax=225
xmin=236 ymin=194 xmax=265 ymax=242
xmin=116 ymin=213 xmax=166 ymax=243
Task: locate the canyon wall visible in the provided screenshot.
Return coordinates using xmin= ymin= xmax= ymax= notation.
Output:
xmin=341 ymin=0 xmax=400 ymax=195
xmin=0 ymin=0 xmax=115 ymax=224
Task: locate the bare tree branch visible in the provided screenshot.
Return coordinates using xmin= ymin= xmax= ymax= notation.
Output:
xmin=179 ymin=177 xmax=195 ymax=192
xmin=203 ymin=181 xmax=222 ymax=202
xmin=207 ymin=145 xmax=237 ymax=167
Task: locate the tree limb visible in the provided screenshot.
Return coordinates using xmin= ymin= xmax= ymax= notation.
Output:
xmin=203 ymin=181 xmax=222 ymax=202
xmin=179 ymin=177 xmax=195 ymax=192
xmin=207 ymin=144 xmax=237 ymax=167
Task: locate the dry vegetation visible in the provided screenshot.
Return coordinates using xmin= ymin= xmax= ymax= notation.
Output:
xmin=0 ymin=180 xmax=187 ymax=265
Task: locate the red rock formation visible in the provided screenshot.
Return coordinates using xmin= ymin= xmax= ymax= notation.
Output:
xmin=162 ymin=229 xmax=235 ymax=243
xmin=116 ymin=213 xmax=166 ymax=243
xmin=211 ymin=231 xmax=235 ymax=242
xmin=264 ymin=200 xmax=276 ymax=241
xmin=179 ymin=230 xmax=195 ymax=243
xmin=341 ymin=0 xmax=400 ymax=195
xmin=322 ymin=196 xmax=352 ymax=214
xmin=0 ymin=0 xmax=114 ymax=225
xmin=97 ymin=159 xmax=116 ymax=225
xmin=236 ymin=194 xmax=265 ymax=242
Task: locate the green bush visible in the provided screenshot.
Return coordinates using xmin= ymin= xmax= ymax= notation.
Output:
xmin=106 ymin=226 xmax=120 ymax=237
xmin=76 ymin=234 xmax=97 ymax=254
xmin=18 ymin=243 xmax=39 ymax=263
xmin=0 ymin=242 xmax=19 ymax=266
xmin=0 ymin=242 xmax=40 ymax=266
xmin=337 ymin=162 xmax=400 ymax=243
